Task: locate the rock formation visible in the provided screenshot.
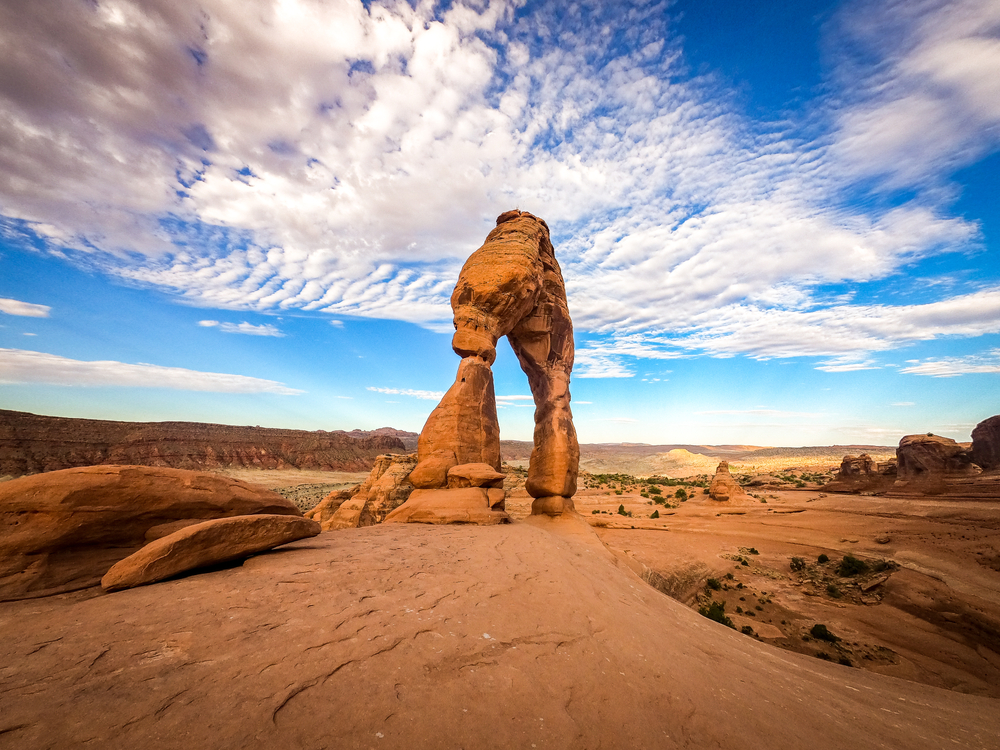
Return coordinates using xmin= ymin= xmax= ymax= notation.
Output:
xmin=892 ymin=433 xmax=981 ymax=494
xmin=0 ymin=465 xmax=300 ymax=600
xmin=708 ymin=461 xmax=749 ymax=502
xmin=823 ymin=453 xmax=896 ymax=493
xmin=102 ymin=514 xmax=320 ymax=591
xmin=972 ymin=415 xmax=1000 ymax=471
xmin=309 ymin=454 xmax=417 ymax=530
xmin=0 ymin=408 xmax=404 ymax=477
xmin=393 ymin=210 xmax=579 ymax=523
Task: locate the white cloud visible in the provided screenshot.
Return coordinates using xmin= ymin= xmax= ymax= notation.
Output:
xmin=0 ymin=297 xmax=50 ymax=317
xmin=329 ymin=319 xmax=344 ymax=328
xmin=0 ymin=0 xmax=995 ymax=368
xmin=367 ymin=386 xmax=444 ymax=400
xmin=0 ymin=348 xmax=303 ymax=394
xmin=198 ymin=319 xmax=284 ymax=336
xmin=900 ymin=349 xmax=1000 ymax=377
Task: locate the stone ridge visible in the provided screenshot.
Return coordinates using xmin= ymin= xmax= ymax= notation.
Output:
xmin=0 ymin=409 xmax=405 ymax=476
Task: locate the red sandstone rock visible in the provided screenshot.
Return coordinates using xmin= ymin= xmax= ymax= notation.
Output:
xmin=0 ymin=465 xmax=299 ymax=600
xmin=446 ymin=463 xmax=504 ymax=489
xmin=708 ymin=461 xmax=749 ymax=502
xmin=408 ymin=449 xmax=457 ymax=489
xmin=102 ymin=514 xmax=320 ymax=591
xmin=823 ymin=453 xmax=895 ymax=493
xmin=323 ymin=454 xmax=416 ymax=530
xmin=897 ymin=434 xmax=979 ymax=478
xmin=304 ymin=487 xmax=358 ymax=528
xmin=972 ymin=415 xmax=1000 ymax=471
xmin=383 ymin=488 xmax=509 ymax=525
xmin=400 ymin=211 xmax=579 ymax=523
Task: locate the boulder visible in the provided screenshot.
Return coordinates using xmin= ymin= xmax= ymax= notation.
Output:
xmin=102 ymin=514 xmax=320 ymax=591
xmin=823 ymin=454 xmax=894 ymax=494
xmin=0 ymin=465 xmax=299 ymax=601
xmin=447 ymin=463 xmax=505 ymax=489
xmin=399 ymin=211 xmax=579 ymax=523
xmin=841 ymin=454 xmax=877 ymax=477
xmin=894 ymin=434 xmax=980 ymax=495
xmin=383 ymin=488 xmax=509 ymax=525
xmin=971 ymin=415 xmax=1000 ymax=471
xmin=322 ymin=454 xmax=417 ymax=530
xmin=708 ymin=461 xmax=749 ymax=502
xmin=304 ymin=486 xmax=358 ymax=528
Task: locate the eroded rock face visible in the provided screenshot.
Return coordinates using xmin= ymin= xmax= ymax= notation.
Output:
xmin=708 ymin=461 xmax=749 ymax=502
xmin=897 ymin=434 xmax=979 ymax=478
xmin=841 ymin=454 xmax=877 ymax=477
xmin=972 ymin=415 xmax=1000 ymax=471
xmin=0 ymin=465 xmax=300 ymax=600
xmin=400 ymin=211 xmax=579 ymax=521
xmin=319 ymin=454 xmax=417 ymax=530
xmin=824 ymin=454 xmax=894 ymax=494
xmin=102 ymin=514 xmax=320 ymax=591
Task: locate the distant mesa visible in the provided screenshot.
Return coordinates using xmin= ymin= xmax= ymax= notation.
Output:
xmin=390 ymin=210 xmax=579 ymax=524
xmin=0 ymin=408 xmax=404 ymax=477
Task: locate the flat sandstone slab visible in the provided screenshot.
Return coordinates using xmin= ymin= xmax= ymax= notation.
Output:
xmin=102 ymin=514 xmax=321 ymax=591
xmin=0 ymin=519 xmax=996 ymax=749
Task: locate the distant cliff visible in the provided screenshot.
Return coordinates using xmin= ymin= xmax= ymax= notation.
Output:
xmin=0 ymin=410 xmax=410 ymax=477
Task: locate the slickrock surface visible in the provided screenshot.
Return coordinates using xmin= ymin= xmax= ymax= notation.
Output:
xmin=0 ymin=465 xmax=299 ymax=601
xmin=709 ymin=460 xmax=750 ymax=502
xmin=102 ymin=514 xmax=321 ymax=591
xmin=0 ymin=409 xmax=404 ymax=477
xmin=0 ymin=518 xmax=996 ymax=750
xmin=403 ymin=211 xmax=578 ymax=521
xmin=314 ymin=453 xmax=416 ymax=530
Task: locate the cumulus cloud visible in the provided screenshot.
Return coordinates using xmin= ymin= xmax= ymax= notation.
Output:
xmin=0 ymin=348 xmax=303 ymax=393
xmin=367 ymin=386 xmax=445 ymax=400
xmin=0 ymin=297 xmax=50 ymax=317
xmin=0 ymin=0 xmax=994 ymax=366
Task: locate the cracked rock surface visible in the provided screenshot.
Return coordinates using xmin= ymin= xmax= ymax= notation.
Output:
xmin=1 ymin=517 xmax=997 ymax=749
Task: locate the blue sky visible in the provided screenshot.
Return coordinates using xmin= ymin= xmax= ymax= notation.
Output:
xmin=1 ymin=0 xmax=998 ymax=446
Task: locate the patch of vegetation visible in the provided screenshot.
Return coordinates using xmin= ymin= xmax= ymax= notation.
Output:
xmin=818 ymin=553 xmax=829 ymax=564
xmin=698 ymin=600 xmax=734 ymax=629
xmin=741 ymin=625 xmax=755 ymax=636
xmin=617 ymin=504 xmax=626 ymax=516
xmin=647 ymin=485 xmax=662 ymax=495
xmin=815 ymin=652 xmax=833 ymax=661
xmin=826 ymin=583 xmax=842 ymax=599
xmin=674 ymin=488 xmax=687 ymax=501
xmin=838 ymin=656 xmax=853 ymax=667
xmin=789 ymin=557 xmax=806 ymax=572
xmin=837 ymin=555 xmax=869 ymax=577
xmin=650 ymin=509 xmax=659 ymax=519
xmin=706 ymin=577 xmax=722 ymax=591
xmin=810 ymin=623 xmax=839 ymax=642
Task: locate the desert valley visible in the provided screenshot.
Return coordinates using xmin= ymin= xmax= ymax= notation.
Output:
xmin=1 ymin=405 xmax=999 ymax=749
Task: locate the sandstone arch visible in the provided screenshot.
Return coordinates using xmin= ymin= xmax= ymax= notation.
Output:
xmin=387 ymin=210 xmax=579 ymax=523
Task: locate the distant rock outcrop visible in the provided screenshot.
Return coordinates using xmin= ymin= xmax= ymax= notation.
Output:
xmin=0 ymin=465 xmax=300 ymax=601
xmin=309 ymin=454 xmax=417 ymax=531
xmin=892 ymin=434 xmax=980 ymax=495
xmin=708 ymin=461 xmax=749 ymax=502
xmin=393 ymin=210 xmax=577 ymax=523
xmin=102 ymin=514 xmax=320 ymax=591
xmin=0 ymin=409 xmax=405 ymax=477
xmin=972 ymin=415 xmax=1000 ymax=471
xmin=824 ymin=453 xmax=895 ymax=493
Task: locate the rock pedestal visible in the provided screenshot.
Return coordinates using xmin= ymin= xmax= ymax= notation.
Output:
xmin=395 ymin=211 xmax=580 ymax=523
xmin=708 ymin=461 xmax=749 ymax=502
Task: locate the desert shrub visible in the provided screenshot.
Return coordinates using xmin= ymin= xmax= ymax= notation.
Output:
xmin=837 ymin=555 xmax=869 ymax=577
xmin=725 ymin=572 xmax=734 ymax=580
xmin=591 ymin=510 xmax=599 ymax=514
xmin=838 ymin=656 xmax=853 ymax=667
xmin=674 ymin=488 xmax=687 ymax=500
xmin=810 ymin=624 xmax=839 ymax=642
xmin=640 ymin=491 xmax=649 ymax=498
xmin=653 ymin=496 xmax=666 ymax=506
xmin=872 ymin=559 xmax=897 ymax=572
xmin=698 ymin=600 xmax=734 ymax=629
xmin=615 ymin=490 xmax=623 ymax=495
xmin=735 ymin=606 xmax=743 ymax=614
xmin=706 ymin=577 xmax=722 ymax=591
xmin=650 ymin=509 xmax=659 ymax=519
xmin=617 ymin=504 xmax=627 ymax=516
xmin=741 ymin=625 xmax=755 ymax=636
xmin=747 ymin=547 xmax=759 ymax=555
xmin=818 ymin=553 xmax=829 ymax=564
xmin=755 ymin=604 xmax=763 ymax=611
xmin=647 ymin=485 xmax=662 ymax=495
xmin=795 ymin=480 xmax=806 ymax=488
xmin=826 ymin=584 xmax=841 ymax=599
xmin=702 ymin=487 xmax=710 ymax=494
xmin=790 ymin=557 xmax=806 ymax=572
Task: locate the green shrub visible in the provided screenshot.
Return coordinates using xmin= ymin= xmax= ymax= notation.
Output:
xmin=698 ymin=600 xmax=734 ymax=629
xmin=617 ymin=504 xmax=627 ymax=516
xmin=810 ymin=623 xmax=839 ymax=642
xmin=790 ymin=557 xmax=806 ymax=572
xmin=647 ymin=485 xmax=662 ymax=495
xmin=747 ymin=547 xmax=759 ymax=555
xmin=818 ymin=553 xmax=829 ymax=564
xmin=650 ymin=509 xmax=659 ymax=519
xmin=706 ymin=577 xmax=722 ymax=591
xmin=741 ymin=625 xmax=755 ymax=636
xmin=674 ymin=488 xmax=687 ymax=500
xmin=826 ymin=584 xmax=841 ymax=599
xmin=838 ymin=656 xmax=853 ymax=667
xmin=837 ymin=555 xmax=869 ymax=577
